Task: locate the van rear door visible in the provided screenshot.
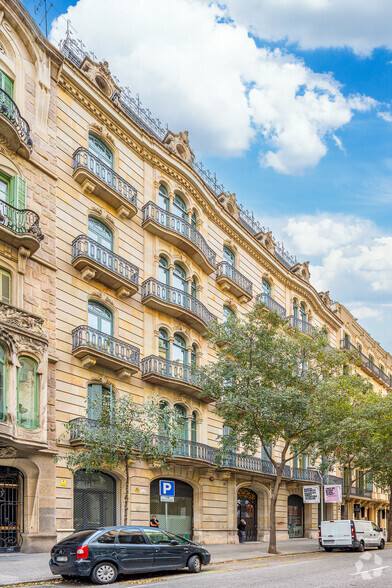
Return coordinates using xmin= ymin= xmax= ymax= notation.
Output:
xmin=321 ymin=521 xmax=352 ymax=547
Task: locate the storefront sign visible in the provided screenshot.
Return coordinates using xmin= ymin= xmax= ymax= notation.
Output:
xmin=324 ymin=484 xmax=342 ymax=503
xmin=303 ymin=485 xmax=320 ymax=503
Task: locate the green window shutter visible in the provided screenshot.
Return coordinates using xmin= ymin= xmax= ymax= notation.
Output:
xmin=0 ymin=269 xmax=11 ymax=304
xmin=0 ymin=71 xmax=13 ymax=98
xmin=9 ymin=176 xmax=27 ymax=210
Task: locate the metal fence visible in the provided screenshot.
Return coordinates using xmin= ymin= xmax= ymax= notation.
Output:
xmin=142 ymin=355 xmax=201 ymax=387
xmin=72 ymin=325 xmax=140 ymax=369
xmin=0 ymin=88 xmax=33 ymax=152
xmin=255 ymin=293 xmax=286 ymax=318
xmin=0 ymin=200 xmax=43 ymax=241
xmin=216 ymin=261 xmax=253 ymax=296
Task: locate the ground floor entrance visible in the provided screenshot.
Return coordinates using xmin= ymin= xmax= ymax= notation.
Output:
xmin=237 ymin=488 xmax=257 ymax=541
xmin=150 ymin=479 xmax=193 ymax=539
xmin=0 ymin=466 xmax=23 ymax=552
xmin=288 ymin=495 xmax=304 ymax=538
xmin=73 ymin=470 xmax=116 ymax=531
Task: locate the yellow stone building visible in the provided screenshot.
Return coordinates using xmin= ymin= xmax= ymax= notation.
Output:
xmin=0 ymin=0 xmax=390 ymax=553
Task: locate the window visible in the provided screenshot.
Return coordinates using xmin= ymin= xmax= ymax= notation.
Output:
xmin=380 ymin=364 xmax=385 ymax=373
xmin=88 ymin=217 xmax=113 ymax=250
xmin=96 ymin=530 xmax=117 ymax=544
xmin=144 ymin=530 xmax=171 ymax=544
xmin=17 ymin=357 xmax=38 ymax=429
xmin=190 ymin=411 xmax=197 ymax=442
xmin=88 ymin=301 xmax=113 ymax=335
xmin=357 ymin=343 xmax=362 ymax=354
xmin=158 ymin=329 xmax=170 ymax=360
xmin=172 ymin=263 xmax=188 ymax=293
xmin=191 ymin=277 xmax=197 ymax=299
xmin=223 ymin=305 xmax=235 ymax=323
xmin=166 ymin=532 xmax=189 ymax=545
xmin=261 ymin=443 xmax=272 ymax=461
xmin=0 ymin=174 xmax=8 ymax=203
xmin=0 ymin=345 xmax=5 ymax=421
xmin=300 ymin=303 xmax=306 ymax=323
xmin=118 ymin=530 xmax=146 ymax=544
xmin=293 ymin=299 xmax=298 ymax=319
xmin=88 ymin=133 xmax=113 ymax=168
xmin=0 ymin=70 xmax=13 ymax=98
xmin=158 ymin=184 xmax=170 ymax=211
xmin=172 ymin=334 xmax=188 ymax=365
xmin=262 ymin=278 xmax=271 ymax=297
xmin=369 ymin=354 xmax=375 ymax=365
xmin=191 ymin=344 xmax=197 ymax=368
xmin=175 ymin=404 xmax=188 ymax=440
xmin=191 ymin=212 xmax=197 ymax=229
xmin=158 ymin=256 xmax=170 ymax=285
xmin=0 ymin=174 xmax=27 ymax=209
xmin=173 ymin=194 xmax=187 ymax=220
xmin=0 ymin=269 xmax=11 ymax=304
xmin=223 ymin=246 xmax=235 ymax=266
xmin=87 ymin=383 xmax=114 ymax=423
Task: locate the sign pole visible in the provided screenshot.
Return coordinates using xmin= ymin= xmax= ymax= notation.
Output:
xmin=320 ymin=474 xmax=324 ymax=522
xmin=165 ymin=501 xmax=168 ymax=530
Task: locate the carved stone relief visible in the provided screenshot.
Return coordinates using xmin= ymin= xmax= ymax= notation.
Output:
xmin=290 ymin=261 xmax=311 ymax=283
xmin=319 ymin=291 xmax=332 ymax=308
xmin=255 ymin=230 xmax=276 ymax=255
xmin=217 ymin=192 xmax=240 ymax=221
xmin=163 ymin=130 xmax=195 ymax=165
xmin=80 ymin=56 xmax=121 ymax=99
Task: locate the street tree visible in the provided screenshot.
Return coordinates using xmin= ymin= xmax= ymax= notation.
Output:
xmin=58 ymin=395 xmax=180 ymax=525
xmin=200 ymin=304 xmax=368 ymax=554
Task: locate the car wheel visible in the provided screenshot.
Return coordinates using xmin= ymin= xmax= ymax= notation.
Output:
xmin=91 ymin=562 xmax=118 ymax=584
xmin=357 ymin=541 xmax=365 ymax=552
xmin=324 ymin=547 xmax=333 ymax=552
xmin=188 ymin=555 xmax=202 ymax=573
xmin=378 ymin=539 xmax=385 ymax=550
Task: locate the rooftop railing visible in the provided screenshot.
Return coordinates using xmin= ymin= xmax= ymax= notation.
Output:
xmin=0 ymin=88 xmax=33 ymax=153
xmin=340 ymin=339 xmax=392 ymax=387
xmin=72 ymin=325 xmax=140 ymax=369
xmin=256 ymin=293 xmax=286 ymax=319
xmin=0 ymin=200 xmax=43 ymax=241
xmin=216 ymin=261 xmax=253 ymax=297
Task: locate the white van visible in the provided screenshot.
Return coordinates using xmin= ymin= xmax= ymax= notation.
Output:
xmin=319 ymin=520 xmax=385 ymax=552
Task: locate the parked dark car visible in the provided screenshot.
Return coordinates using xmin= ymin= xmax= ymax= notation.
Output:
xmin=49 ymin=526 xmax=211 ymax=584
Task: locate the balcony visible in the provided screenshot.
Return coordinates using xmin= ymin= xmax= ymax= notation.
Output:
xmin=215 ymin=261 xmax=252 ymax=303
xmin=141 ymin=278 xmax=217 ymax=335
xmin=72 ymin=235 xmax=139 ymax=298
xmin=343 ymin=486 xmax=372 ymax=499
xmin=0 ymin=89 xmax=33 ymax=158
xmin=142 ymin=202 xmax=216 ymax=274
xmin=141 ymin=355 xmax=213 ymax=403
xmin=0 ymin=201 xmax=44 ymax=253
xmin=340 ymin=339 xmax=392 ymax=389
xmin=72 ymin=325 xmax=140 ymax=378
xmin=287 ymin=315 xmax=317 ymax=337
xmin=73 ymin=148 xmax=138 ymax=219
xmin=256 ymin=293 xmax=286 ymax=319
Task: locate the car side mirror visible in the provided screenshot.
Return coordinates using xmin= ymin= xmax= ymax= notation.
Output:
xmin=170 ymin=540 xmax=179 ymax=545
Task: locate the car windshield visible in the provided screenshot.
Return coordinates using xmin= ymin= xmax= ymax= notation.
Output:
xmin=166 ymin=532 xmax=189 ymax=545
xmin=57 ymin=530 xmax=97 ymax=545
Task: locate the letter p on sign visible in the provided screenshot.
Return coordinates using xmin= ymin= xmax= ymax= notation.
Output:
xmin=160 ymin=480 xmax=175 ymax=497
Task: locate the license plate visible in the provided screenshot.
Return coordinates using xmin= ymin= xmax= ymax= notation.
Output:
xmin=56 ymin=555 xmax=68 ymax=562
xmin=323 ymin=540 xmax=334 ymax=544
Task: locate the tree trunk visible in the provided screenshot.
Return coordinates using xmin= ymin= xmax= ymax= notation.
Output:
xmin=388 ymin=484 xmax=392 ymax=542
xmin=268 ymin=467 xmax=284 ymax=554
xmin=124 ymin=456 xmax=129 ymax=526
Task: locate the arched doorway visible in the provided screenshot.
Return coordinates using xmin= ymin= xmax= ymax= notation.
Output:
xmin=74 ymin=470 xmax=116 ymax=531
xmin=150 ymin=479 xmax=193 ymax=539
xmin=0 ymin=466 xmax=23 ymax=552
xmin=237 ymin=488 xmax=257 ymax=541
xmin=288 ymin=494 xmax=304 ymax=538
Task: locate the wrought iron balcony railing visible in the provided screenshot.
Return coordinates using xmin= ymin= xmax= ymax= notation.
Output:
xmin=142 ymin=202 xmax=216 ymax=273
xmin=72 ymin=235 xmax=139 ymax=294
xmin=142 ymin=355 xmax=201 ymax=387
xmin=73 ymin=147 xmax=138 ymax=208
xmin=0 ymin=200 xmax=44 ymax=250
xmin=343 ymin=486 xmax=372 ymax=499
xmin=0 ymin=89 xmax=33 ymax=155
xmin=255 ymin=293 xmax=286 ymax=319
xmin=141 ymin=278 xmax=217 ymax=333
xmin=340 ymin=339 xmax=392 ymax=387
xmin=216 ymin=261 xmax=253 ymax=300
xmin=287 ymin=315 xmax=317 ymax=337
xmin=72 ymin=325 xmax=140 ymax=372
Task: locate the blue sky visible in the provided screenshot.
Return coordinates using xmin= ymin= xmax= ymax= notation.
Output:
xmin=24 ymin=0 xmax=392 ymax=351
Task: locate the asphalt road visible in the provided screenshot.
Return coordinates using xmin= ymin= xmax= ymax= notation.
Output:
xmin=5 ymin=548 xmax=392 ymax=588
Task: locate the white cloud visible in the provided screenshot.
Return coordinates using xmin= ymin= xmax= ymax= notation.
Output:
xmin=51 ymin=0 xmax=374 ymax=174
xmin=378 ymin=111 xmax=392 ymax=123
xmin=221 ymin=0 xmax=392 ymax=56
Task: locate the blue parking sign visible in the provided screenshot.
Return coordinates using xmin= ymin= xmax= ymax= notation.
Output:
xmin=160 ymin=480 xmax=175 ymax=497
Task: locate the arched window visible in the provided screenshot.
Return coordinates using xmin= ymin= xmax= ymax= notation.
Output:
xmin=175 ymin=404 xmax=188 ymax=440
xmin=300 ymin=303 xmax=306 ymax=323
xmin=88 ymin=217 xmax=113 ymax=250
xmin=191 ymin=344 xmax=197 ymax=368
xmin=17 ymin=357 xmax=38 ymax=430
xmin=223 ymin=305 xmax=235 ymax=323
xmin=173 ymin=194 xmax=187 ymax=220
xmin=369 ymin=354 xmax=375 ymax=365
xmin=0 ymin=268 xmax=11 ymax=304
xmin=172 ymin=334 xmax=188 ymax=365
xmin=88 ymin=383 xmax=114 ymax=423
xmin=223 ymin=246 xmax=235 ymax=266
xmin=88 ymin=133 xmax=113 ymax=168
xmin=191 ymin=277 xmax=197 ymax=299
xmin=262 ymin=278 xmax=271 ymax=298
xmin=293 ymin=299 xmax=298 ymax=318
xmin=159 ymin=256 xmax=170 ymax=285
xmin=191 ymin=212 xmax=197 ymax=229
xmin=158 ymin=184 xmax=170 ymax=211
xmin=88 ymin=301 xmax=113 ymax=335
xmin=190 ymin=411 xmax=197 ymax=442
xmin=158 ymin=329 xmax=170 ymax=360
xmin=0 ymin=345 xmax=5 ymax=421
xmin=173 ymin=263 xmax=188 ymax=293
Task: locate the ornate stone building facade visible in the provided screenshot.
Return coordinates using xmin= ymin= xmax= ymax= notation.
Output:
xmin=0 ymin=0 xmax=390 ymax=553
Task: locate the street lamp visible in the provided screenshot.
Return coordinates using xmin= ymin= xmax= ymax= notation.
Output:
xmin=309 ymin=467 xmax=324 ymax=522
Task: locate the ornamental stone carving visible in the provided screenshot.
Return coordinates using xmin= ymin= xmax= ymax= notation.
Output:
xmin=80 ymin=56 xmax=121 ymax=99
xmin=255 ymin=229 xmax=276 ymax=254
xmin=217 ymin=192 xmax=240 ymax=221
xmin=0 ymin=302 xmax=45 ymax=337
xmin=319 ymin=290 xmax=332 ymax=308
xmin=290 ymin=261 xmax=310 ymax=283
xmin=163 ymin=130 xmax=195 ymax=165
xmin=0 ymin=445 xmax=17 ymax=458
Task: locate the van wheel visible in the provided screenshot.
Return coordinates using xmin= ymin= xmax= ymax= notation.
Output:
xmin=357 ymin=541 xmax=365 ymax=552
xmin=324 ymin=547 xmax=333 ymax=552
xmin=91 ymin=562 xmax=118 ymax=584
xmin=188 ymin=555 xmax=202 ymax=573
xmin=378 ymin=539 xmax=385 ymax=550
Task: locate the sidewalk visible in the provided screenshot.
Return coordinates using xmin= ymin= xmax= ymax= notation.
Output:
xmin=0 ymin=539 xmax=320 ymax=586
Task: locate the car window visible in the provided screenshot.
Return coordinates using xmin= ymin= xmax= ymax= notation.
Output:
xmin=371 ymin=523 xmax=379 ymax=531
xmin=96 ymin=530 xmax=117 ymax=544
xmin=144 ymin=530 xmax=171 ymax=544
xmin=166 ymin=532 xmax=189 ymax=544
xmin=118 ymin=530 xmax=146 ymax=545
xmin=57 ymin=530 xmax=96 ymax=545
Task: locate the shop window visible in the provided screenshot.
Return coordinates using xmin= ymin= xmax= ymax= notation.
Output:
xmin=87 ymin=383 xmax=114 ymax=423
xmin=223 ymin=245 xmax=235 ymax=266
xmin=88 ymin=217 xmax=113 ymax=250
xmin=0 ymin=269 xmax=11 ymax=304
xmin=88 ymin=133 xmax=113 ymax=168
xmin=0 ymin=344 xmax=5 ymax=421
xmin=88 ymin=301 xmax=113 ymax=335
xmin=17 ymin=357 xmax=38 ymax=430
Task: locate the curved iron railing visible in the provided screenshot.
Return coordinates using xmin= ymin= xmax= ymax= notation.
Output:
xmin=141 ymin=278 xmax=217 ymax=326
xmin=340 ymin=339 xmax=392 ymax=387
xmin=343 ymin=486 xmax=372 ymax=499
xmin=72 ymin=325 xmax=140 ymax=369
xmin=142 ymin=202 xmax=216 ymax=268
xmin=142 ymin=355 xmax=201 ymax=387
xmin=256 ymin=293 xmax=286 ymax=318
xmin=72 ymin=235 xmax=139 ymax=287
xmin=0 ymin=200 xmax=43 ymax=241
xmin=0 ymin=89 xmax=32 ymax=152
xmin=287 ymin=315 xmax=317 ymax=337
xmin=216 ymin=261 xmax=253 ymax=296
xmin=73 ymin=147 xmax=138 ymax=207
